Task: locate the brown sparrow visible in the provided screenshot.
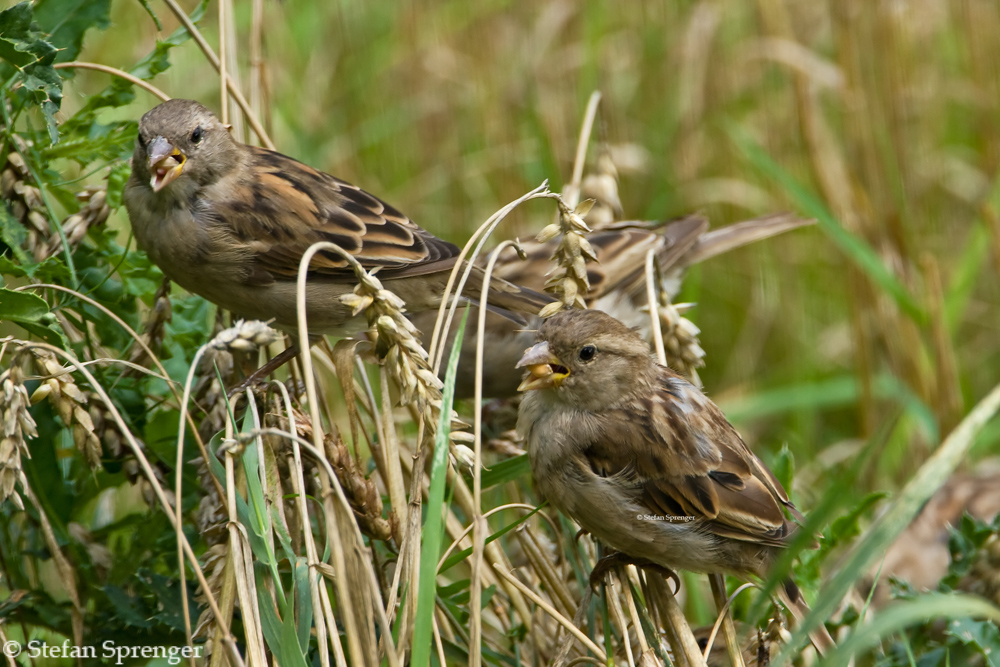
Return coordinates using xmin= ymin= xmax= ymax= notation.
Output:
xmin=515 ymin=308 xmax=834 ymax=654
xmin=124 ymin=99 xmax=549 ymax=337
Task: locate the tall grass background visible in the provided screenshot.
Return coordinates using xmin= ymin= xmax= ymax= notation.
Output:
xmin=2 ymin=0 xmax=1000 ymax=666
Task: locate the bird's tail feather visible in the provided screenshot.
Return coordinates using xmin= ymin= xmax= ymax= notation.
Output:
xmin=683 ymin=213 xmax=815 ymax=267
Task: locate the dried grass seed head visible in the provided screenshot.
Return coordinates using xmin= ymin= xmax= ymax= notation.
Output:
xmin=210 ymin=319 xmax=278 ymax=352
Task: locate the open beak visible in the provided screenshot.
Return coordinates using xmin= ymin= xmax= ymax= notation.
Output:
xmin=516 ymin=341 xmax=570 ymax=391
xmin=147 ymin=136 xmax=186 ymax=193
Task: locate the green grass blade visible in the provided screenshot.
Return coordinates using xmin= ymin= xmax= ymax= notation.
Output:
xmin=278 ymin=575 xmax=310 ymax=667
xmin=438 ymin=504 xmax=542 ymax=574
xmin=719 ymin=373 xmax=938 ymax=442
xmin=944 ymin=219 xmax=991 ymax=335
xmin=727 ymin=124 xmax=926 ymax=324
xmin=772 ymin=380 xmax=1000 ymax=665
xmin=479 ymin=453 xmax=530 ymax=489
xmin=821 ymin=594 xmax=1000 ymax=667
xmin=411 ymin=309 xmax=468 ymax=667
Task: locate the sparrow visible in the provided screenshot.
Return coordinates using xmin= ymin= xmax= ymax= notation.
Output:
xmin=420 ymin=212 xmax=812 ymax=399
xmin=124 ymin=99 xmax=549 ymax=338
xmin=515 ymin=308 xmax=834 ymax=654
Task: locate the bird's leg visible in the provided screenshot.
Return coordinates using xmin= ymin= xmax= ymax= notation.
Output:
xmin=589 ymin=551 xmax=679 ymax=592
xmin=227 ymin=342 xmax=301 ymax=397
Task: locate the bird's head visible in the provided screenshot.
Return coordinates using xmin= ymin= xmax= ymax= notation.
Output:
xmin=516 ymin=309 xmax=653 ymax=409
xmin=132 ymin=99 xmax=236 ymax=193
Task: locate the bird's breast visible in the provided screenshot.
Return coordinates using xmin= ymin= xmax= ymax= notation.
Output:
xmin=519 ymin=396 xmax=727 ymax=573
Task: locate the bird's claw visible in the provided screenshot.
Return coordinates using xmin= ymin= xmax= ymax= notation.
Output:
xmin=589 ymin=552 xmax=679 ymax=592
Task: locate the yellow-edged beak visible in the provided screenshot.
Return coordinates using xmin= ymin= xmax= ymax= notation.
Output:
xmin=147 ymin=136 xmax=186 ymax=193
xmin=516 ymin=341 xmax=570 ymax=391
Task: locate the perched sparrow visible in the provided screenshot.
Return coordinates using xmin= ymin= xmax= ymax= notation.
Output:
xmin=516 ymin=309 xmax=834 ymax=654
xmin=422 ymin=212 xmax=811 ymax=399
xmin=124 ymin=99 xmax=548 ymax=337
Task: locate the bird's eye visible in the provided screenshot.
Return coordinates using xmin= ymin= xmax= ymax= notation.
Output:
xmin=579 ymin=344 xmax=597 ymax=362
xmin=191 ymin=126 xmax=204 ymax=144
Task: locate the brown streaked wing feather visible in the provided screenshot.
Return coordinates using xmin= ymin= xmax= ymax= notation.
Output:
xmin=584 ymin=367 xmax=797 ymax=546
xmin=605 ymin=214 xmax=708 ymax=299
xmin=486 ymin=239 xmax=557 ymax=293
xmin=223 ymin=146 xmax=460 ymax=282
xmin=488 ymin=215 xmax=708 ymax=299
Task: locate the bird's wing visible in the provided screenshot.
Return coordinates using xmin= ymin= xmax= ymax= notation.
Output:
xmin=489 ymin=215 xmax=708 ymax=299
xmin=585 ymin=369 xmax=800 ymax=547
xmin=591 ymin=214 xmax=708 ymax=300
xmin=220 ymin=146 xmax=461 ymax=283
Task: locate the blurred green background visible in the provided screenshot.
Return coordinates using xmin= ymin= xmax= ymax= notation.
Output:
xmin=63 ymin=0 xmax=1000 ymax=489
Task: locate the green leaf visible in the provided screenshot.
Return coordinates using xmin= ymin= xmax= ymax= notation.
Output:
xmin=0 ymin=2 xmax=63 ymax=142
xmin=412 ymin=310 xmax=467 ymax=667
xmin=238 ymin=401 xmax=287 ymax=601
xmin=946 ymin=617 xmax=1000 ymax=666
xmin=137 ymin=568 xmax=197 ymax=633
xmin=773 ymin=383 xmax=1000 ymax=665
xmin=291 ymin=557 xmax=313 ymax=653
xmin=32 ymin=0 xmax=112 ymax=64
xmin=53 ymin=0 xmax=209 ymax=163
xmin=0 ymin=286 xmax=65 ymax=346
xmin=821 ymin=594 xmax=1000 ymax=667
xmin=278 ymin=583 xmax=310 ymax=667
xmin=480 ymin=453 xmax=530 ymax=489
xmin=106 ymin=161 xmax=131 ymax=209
xmin=102 ymin=586 xmax=153 ymax=629
xmin=0 ymin=205 xmax=32 ymax=269
xmin=40 ymin=121 xmax=136 ymax=164
xmin=0 ymin=4 xmax=57 ymax=69
xmin=255 ymin=574 xmax=286 ymax=657
xmin=828 ymin=491 xmax=887 ymax=545
xmin=943 ymin=513 xmax=1000 ymax=588
xmin=125 ymin=0 xmax=209 ymax=81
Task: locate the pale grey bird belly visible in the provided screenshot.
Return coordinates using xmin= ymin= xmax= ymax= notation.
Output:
xmin=127 ymin=192 xmax=372 ymax=333
xmin=522 ymin=406 xmax=725 ymax=574
xmin=140 ymin=236 xmax=364 ymax=333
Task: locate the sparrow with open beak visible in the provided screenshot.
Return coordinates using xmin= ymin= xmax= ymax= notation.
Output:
xmin=515 ymin=309 xmax=835 ymax=655
xmin=124 ymin=99 xmax=549 ymax=339
xmin=144 ymin=134 xmax=187 ymax=193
